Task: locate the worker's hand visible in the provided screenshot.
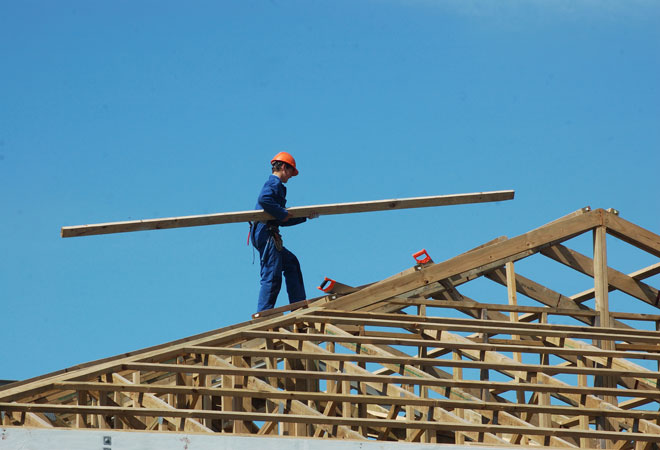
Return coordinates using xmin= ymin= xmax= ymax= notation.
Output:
xmin=282 ymin=212 xmax=292 ymax=222
xmin=308 ymin=212 xmax=320 ymax=220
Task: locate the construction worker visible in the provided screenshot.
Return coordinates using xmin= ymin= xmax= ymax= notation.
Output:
xmin=250 ymin=152 xmax=318 ymax=312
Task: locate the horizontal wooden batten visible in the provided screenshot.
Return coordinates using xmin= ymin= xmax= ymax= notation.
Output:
xmin=238 ymin=328 xmax=660 ymax=352
xmin=392 ymin=296 xmax=660 ymax=322
xmin=51 ymin=379 xmax=660 ymax=400
xmin=301 ymin=313 xmax=660 ymax=344
xmin=182 ymin=341 xmax=660 ymax=362
xmin=61 ymin=190 xmax=514 ymax=237
xmin=5 ymin=392 xmax=660 ymax=421
xmin=121 ymin=360 xmax=660 ymax=380
xmin=3 ymin=402 xmax=660 ymax=442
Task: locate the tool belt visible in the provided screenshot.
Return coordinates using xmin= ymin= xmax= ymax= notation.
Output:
xmin=248 ymin=221 xmax=283 ymax=251
xmin=267 ymin=224 xmax=283 ymax=251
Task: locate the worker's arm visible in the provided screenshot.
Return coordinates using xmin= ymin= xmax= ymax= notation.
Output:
xmin=258 ymin=179 xmax=306 ymax=226
xmin=281 ymin=211 xmax=318 ymax=224
xmin=279 ymin=213 xmax=306 ymax=227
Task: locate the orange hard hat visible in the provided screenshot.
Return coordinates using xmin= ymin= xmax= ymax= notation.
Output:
xmin=271 ymin=151 xmax=299 ymax=176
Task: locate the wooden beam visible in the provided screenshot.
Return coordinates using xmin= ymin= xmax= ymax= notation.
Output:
xmin=541 ymin=244 xmax=660 ymax=308
xmin=53 ymin=378 xmax=660 ymax=402
xmin=215 ymin=333 xmax=660 ymax=364
xmin=300 ymin=313 xmax=660 ymax=345
xmin=594 ymin=227 xmax=611 ymax=329
xmin=5 ymin=401 xmax=660 ymax=442
xmin=393 ymin=296 xmax=660 ymax=323
xmin=486 ymin=268 xmax=587 ymax=312
xmin=60 ymin=190 xmax=514 ymax=237
xmin=390 ymin=297 xmax=598 ymax=317
xmin=242 ymin=315 xmax=660 ymax=347
xmin=123 ymin=354 xmax=660 ymax=384
xmin=603 ymin=211 xmax=660 ymax=258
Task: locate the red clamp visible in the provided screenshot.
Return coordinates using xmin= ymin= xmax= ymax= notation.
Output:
xmin=413 ymin=249 xmax=432 ymax=265
xmin=317 ymin=277 xmax=337 ymax=293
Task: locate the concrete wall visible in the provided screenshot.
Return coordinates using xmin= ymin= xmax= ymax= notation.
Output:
xmin=0 ymin=427 xmax=503 ymax=450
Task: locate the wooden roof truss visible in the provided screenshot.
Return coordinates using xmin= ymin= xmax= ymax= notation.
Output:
xmin=2 ymin=207 xmax=660 ymax=448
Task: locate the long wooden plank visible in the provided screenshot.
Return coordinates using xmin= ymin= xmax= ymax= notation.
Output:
xmin=53 ymin=379 xmax=660 ymax=402
xmin=541 ymin=244 xmax=660 ymax=308
xmin=308 ymin=310 xmax=660 ymax=341
xmin=123 ymin=357 xmax=660 ymax=379
xmin=186 ymin=342 xmax=660 ymax=363
xmin=571 ymin=262 xmax=660 ymax=305
xmin=390 ymin=296 xmax=660 ymax=321
xmin=235 ymin=330 xmax=660 ymax=361
xmin=60 ymin=190 xmax=514 ymax=237
xmin=604 ymin=211 xmax=660 ymax=258
xmin=6 ymin=401 xmax=660 ymax=442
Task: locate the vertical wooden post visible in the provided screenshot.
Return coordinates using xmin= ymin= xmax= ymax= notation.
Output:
xmin=594 ymin=227 xmax=610 ymax=329
xmin=427 ymin=407 xmax=437 ymax=443
xmin=231 ymin=355 xmax=249 ymax=434
xmin=305 ymin=327 xmax=318 ymax=438
xmin=505 ymin=263 xmax=522 ymax=361
xmin=175 ymin=356 xmax=188 ymax=432
xmin=479 ymin=309 xmax=490 ymax=403
xmin=577 ymin=356 xmax=592 ymax=448
xmin=536 ymin=312 xmax=550 ymax=444
xmin=594 ymin=226 xmax=615 ymax=449
xmin=131 ymin=371 xmax=142 ymax=427
xmin=453 ymin=349 xmax=465 ymax=445
xmin=405 ymin=382 xmax=415 ymax=441
xmin=326 ymin=341 xmax=336 ymax=396
xmin=76 ymin=390 xmax=88 ymax=428
xmin=342 ymin=377 xmax=352 ymax=429
xmin=265 ymin=339 xmax=279 ymax=391
xmin=200 ymin=355 xmax=212 ymax=429
xmin=176 ymin=374 xmax=188 ymax=410
xmin=657 ymin=320 xmax=660 ymax=374
xmin=221 ymin=370 xmax=232 ymax=433
xmin=538 ymin=354 xmax=551 ymax=430
xmin=98 ymin=388 xmax=109 ymax=430
xmin=418 ymin=336 xmax=431 ymax=443
xmin=112 ymin=381 xmax=122 ymax=430
xmin=506 ymin=262 xmax=526 ymax=409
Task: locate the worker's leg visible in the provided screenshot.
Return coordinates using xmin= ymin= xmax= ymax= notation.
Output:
xmin=281 ymin=247 xmax=306 ymax=303
xmin=256 ymin=234 xmax=283 ymax=312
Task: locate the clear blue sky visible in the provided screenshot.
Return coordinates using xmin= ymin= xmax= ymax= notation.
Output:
xmin=1 ymin=1 xmax=659 ymax=381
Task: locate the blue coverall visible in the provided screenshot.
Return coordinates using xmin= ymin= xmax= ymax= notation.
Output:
xmin=252 ymin=175 xmax=307 ymax=312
